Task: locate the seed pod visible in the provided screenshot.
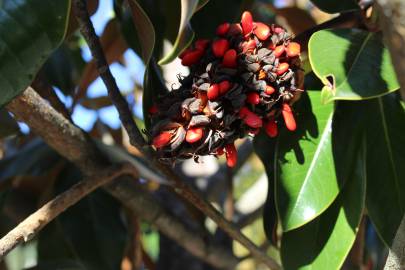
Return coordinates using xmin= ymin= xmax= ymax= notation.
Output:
xmin=216 ymin=22 xmax=230 ymax=36
xmin=207 ymin=84 xmax=220 ymax=100
xmin=181 ymin=49 xmax=204 ymax=66
xmin=265 ymin=85 xmax=275 ymax=95
xmin=225 ymin=143 xmax=237 ymax=167
xmin=149 ymin=10 xmax=302 ymax=164
xmin=241 ymin=11 xmax=254 ymax=37
xmin=195 ymin=39 xmax=210 ymax=50
xmin=179 ymin=48 xmax=193 ymax=59
xmin=152 ymin=132 xmax=172 ymax=148
xmin=286 ymin=42 xmax=301 ymax=57
xmin=282 ymin=103 xmax=296 ymax=131
xmin=277 ymin=63 xmax=289 ymax=75
xmin=186 ymin=127 xmax=204 ymax=143
xmin=219 ymin=80 xmax=232 ymax=95
xmin=273 ymin=26 xmax=284 ymax=34
xmin=264 ymin=120 xmax=278 ymax=137
xmin=212 ymin=39 xmax=230 ymax=58
xmin=254 ymin=22 xmax=270 ymax=40
xmin=273 ymin=45 xmax=285 ymax=57
xmin=222 ymin=49 xmax=237 ymax=68
xmin=241 ymin=109 xmax=262 ymax=128
xmin=246 ymin=92 xmax=260 ymax=105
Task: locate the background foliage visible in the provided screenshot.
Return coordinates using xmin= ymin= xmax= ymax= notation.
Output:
xmin=0 ymin=0 xmax=403 ymax=269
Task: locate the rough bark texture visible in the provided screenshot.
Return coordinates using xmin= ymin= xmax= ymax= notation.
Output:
xmin=376 ymin=1 xmax=405 ymax=269
xmin=376 ymin=0 xmax=405 ymax=100
xmin=5 ymin=88 xmax=239 ymax=269
xmin=384 ymin=216 xmax=405 ymax=270
xmin=0 ymin=163 xmax=136 ymax=259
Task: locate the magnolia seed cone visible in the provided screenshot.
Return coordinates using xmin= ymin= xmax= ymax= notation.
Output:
xmin=148 ymin=11 xmax=304 ymax=167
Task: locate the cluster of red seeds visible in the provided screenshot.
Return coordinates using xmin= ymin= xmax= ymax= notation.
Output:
xmin=148 ymin=11 xmax=303 ymax=167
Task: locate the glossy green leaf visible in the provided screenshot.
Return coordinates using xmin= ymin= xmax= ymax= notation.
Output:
xmin=0 ymin=0 xmax=70 ymax=107
xmin=158 ymin=0 xmax=200 ymax=65
xmin=42 ymin=37 xmax=85 ymax=96
xmin=275 ymin=93 xmax=334 ymax=232
xmin=255 ymin=92 xmax=365 ymax=232
xmin=281 ymin=153 xmax=366 ymax=270
xmin=309 ymin=0 xmax=359 ymax=13
xmin=309 ymin=29 xmax=399 ymax=104
xmin=365 ymin=94 xmax=405 ymax=246
xmin=0 ymin=108 xmax=19 ymax=138
xmin=127 ymin=0 xmax=155 ymax=64
xmin=38 ymin=164 xmax=127 ymax=270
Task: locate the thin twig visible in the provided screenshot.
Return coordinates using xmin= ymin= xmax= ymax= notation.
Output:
xmin=6 ymin=87 xmax=239 ymax=269
xmin=72 ymin=1 xmax=280 ymax=268
xmin=72 ymin=0 xmax=147 ymax=150
xmin=0 ymin=162 xmax=137 ymax=260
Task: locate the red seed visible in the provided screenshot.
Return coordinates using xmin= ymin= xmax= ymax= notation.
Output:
xmin=286 ymin=42 xmax=301 ymax=57
xmin=212 ymin=39 xmax=230 ymax=58
xmin=225 ymin=143 xmax=237 ymax=168
xmin=228 ymin=23 xmax=243 ymax=35
xmin=265 ymin=85 xmax=275 ymax=95
xmin=282 ymin=103 xmax=296 ymax=131
xmin=152 ymin=132 xmax=172 ymax=148
xmin=148 ymin=104 xmax=158 ymax=114
xmin=273 ymin=26 xmax=284 ymax=34
xmin=222 ymin=49 xmax=238 ymax=68
xmin=181 ymin=49 xmax=204 ymax=66
xmin=195 ymin=39 xmax=210 ymax=50
xmin=246 ymin=92 xmax=260 ymax=105
xmin=219 ymin=80 xmax=232 ymax=95
xmin=244 ymin=111 xmax=263 ymax=128
xmin=242 ymin=39 xmax=257 ymax=53
xmin=254 ymin=22 xmax=271 ymax=40
xmin=241 ymin=11 xmax=254 ymax=36
xmin=264 ymin=120 xmax=278 ymax=138
xmin=277 ymin=63 xmax=289 ymax=75
xmin=186 ymin=127 xmax=203 ymax=143
xmin=207 ymin=84 xmax=220 ymax=100
xmin=216 ymin=22 xmax=230 ymax=36
xmin=273 ymin=45 xmax=285 ymax=57
xmin=239 ymin=107 xmax=250 ymax=118
xmin=179 ymin=48 xmax=193 ymax=59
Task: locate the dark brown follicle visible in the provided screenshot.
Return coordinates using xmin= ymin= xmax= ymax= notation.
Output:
xmin=148 ymin=11 xmax=304 ymax=167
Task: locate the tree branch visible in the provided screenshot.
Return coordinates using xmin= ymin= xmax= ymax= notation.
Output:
xmin=5 ymin=87 xmax=239 ymax=269
xmin=375 ymin=2 xmax=405 ymax=269
xmin=384 ymin=215 xmax=405 ymax=270
xmin=107 ymin=179 xmax=239 ymax=269
xmin=72 ymin=0 xmax=147 ymax=150
xmin=375 ymin=1 xmax=405 ymax=100
xmin=0 ymin=163 xmax=137 ymax=259
xmin=72 ymin=1 xmax=280 ymax=268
